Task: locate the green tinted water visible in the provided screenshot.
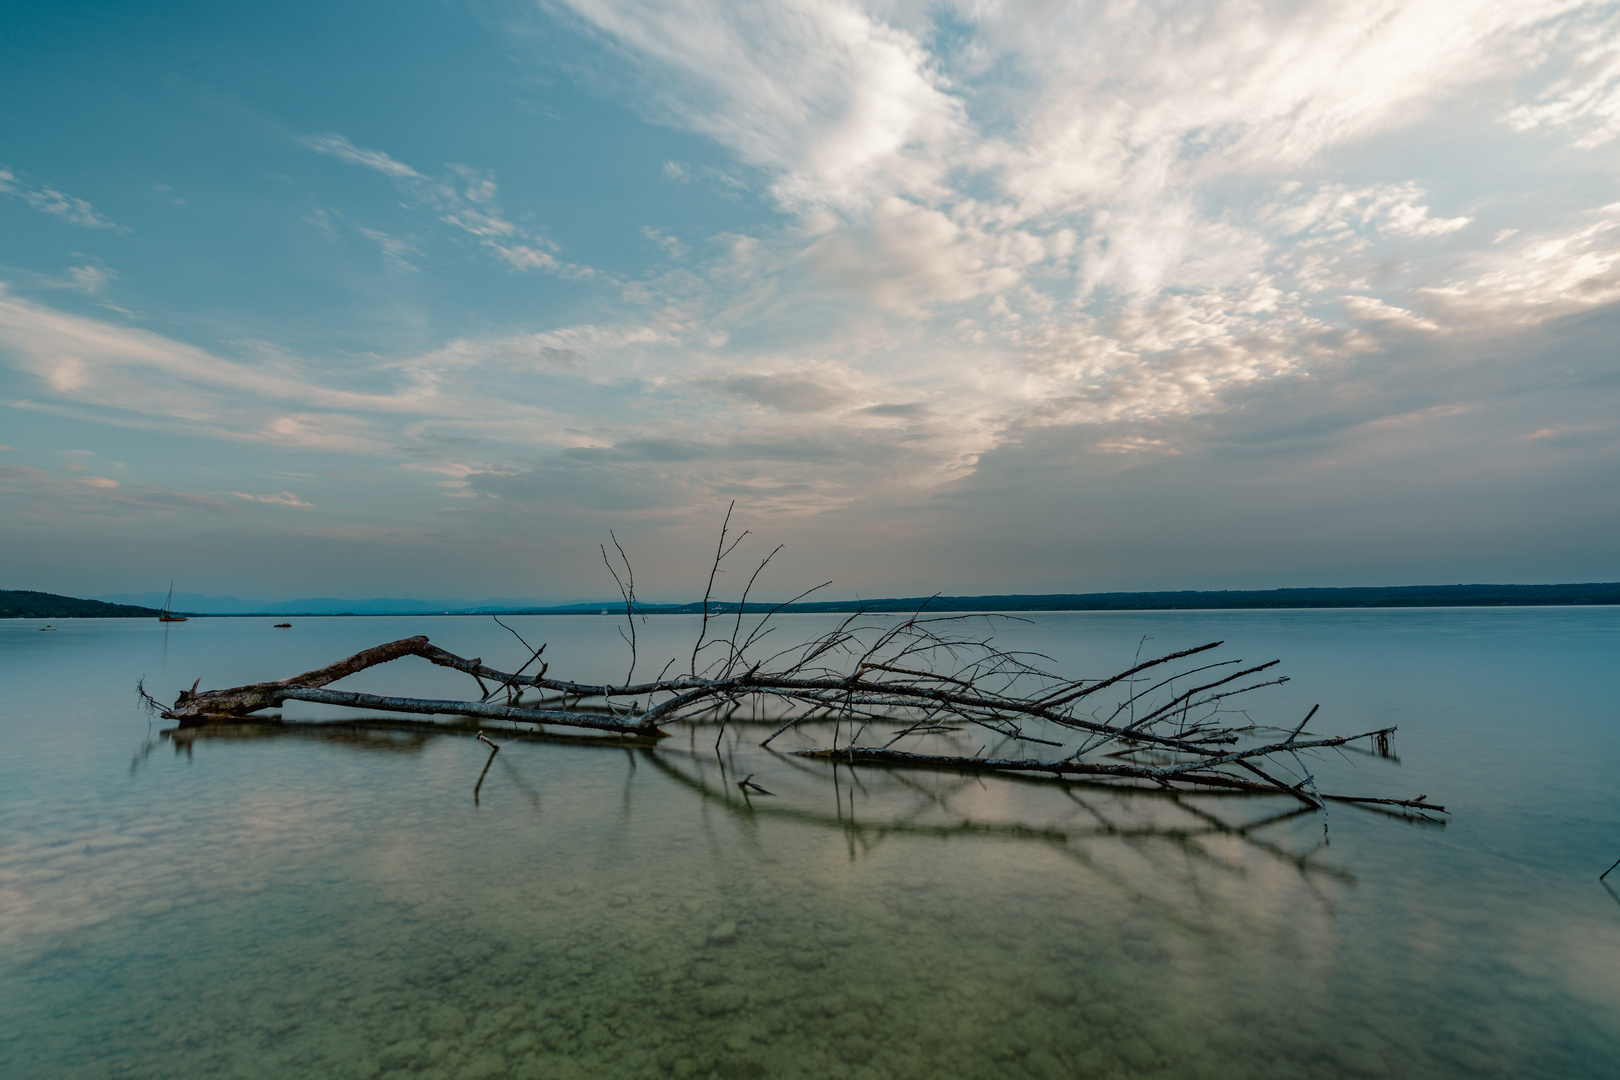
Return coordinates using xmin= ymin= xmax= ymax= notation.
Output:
xmin=2 ymin=611 xmax=1617 ymax=1078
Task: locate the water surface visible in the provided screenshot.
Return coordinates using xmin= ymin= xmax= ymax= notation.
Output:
xmin=2 ymin=609 xmax=1617 ymax=1079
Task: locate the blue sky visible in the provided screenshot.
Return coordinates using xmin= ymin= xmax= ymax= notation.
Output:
xmin=3 ymin=0 xmax=1619 ymax=603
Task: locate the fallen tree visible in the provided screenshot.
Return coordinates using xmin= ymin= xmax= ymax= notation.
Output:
xmin=152 ymin=509 xmax=1444 ymax=821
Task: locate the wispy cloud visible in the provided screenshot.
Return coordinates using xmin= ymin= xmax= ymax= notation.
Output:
xmin=0 ymin=460 xmax=236 ymax=521
xmin=304 ymin=133 xmax=590 ymax=276
xmin=549 ymin=0 xmax=1598 ymax=316
xmin=535 ymin=0 xmax=1620 ymax=461
xmin=66 ymin=265 xmax=114 ymax=293
xmin=1503 ymin=6 xmax=1620 ymax=147
xmin=230 ymin=491 xmax=313 ymax=508
xmin=0 ymin=164 xmax=125 ymax=230
xmin=5 ymin=1 xmax=1620 ymax=528
xmin=304 ymin=134 xmax=421 ymax=179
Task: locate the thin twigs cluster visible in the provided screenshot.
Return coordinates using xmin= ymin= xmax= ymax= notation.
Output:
xmin=156 ymin=514 xmax=1443 ymax=820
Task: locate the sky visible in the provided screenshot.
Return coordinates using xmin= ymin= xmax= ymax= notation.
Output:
xmin=2 ymin=0 xmax=1619 ymax=604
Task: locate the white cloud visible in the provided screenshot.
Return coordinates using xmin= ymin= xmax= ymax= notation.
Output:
xmin=230 ymin=491 xmax=313 ymax=508
xmin=0 ymin=165 xmax=125 ymax=230
xmin=1502 ymin=7 xmax=1620 ymax=147
xmin=642 ymin=226 xmax=688 ymax=259
xmin=806 ymin=196 xmax=1040 ymax=311
xmin=304 ymin=134 xmax=421 ymax=179
xmin=1267 ymin=183 xmax=1472 ymax=244
xmin=0 ymin=288 xmax=423 ymax=452
xmin=1342 ymin=296 xmax=1442 ymax=332
xmin=305 ymin=134 xmax=587 ymax=275
xmin=7 ymin=2 xmax=1620 ymax=522
xmin=1418 ymin=209 xmax=1620 ymax=324
xmin=978 ymin=1 xmax=1580 ymax=199
xmin=549 ymin=0 xmax=1595 ymax=323
xmin=559 ymin=0 xmax=966 ymax=211
xmin=354 ymin=225 xmax=421 ymax=270
xmin=66 ymin=265 xmax=113 ymax=294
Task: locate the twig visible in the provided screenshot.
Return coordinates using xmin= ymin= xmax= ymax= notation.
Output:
xmin=737 ymin=773 xmax=775 ymax=796
xmin=473 ymin=730 xmax=501 ymax=802
xmin=691 ymin=502 xmax=747 ymax=676
xmin=602 ymin=532 xmax=639 ymax=684
xmin=1286 ymin=704 xmax=1321 ymax=744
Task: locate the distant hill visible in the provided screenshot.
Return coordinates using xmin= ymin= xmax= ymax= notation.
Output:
xmin=23 ymin=581 xmax=1620 ymax=618
xmin=568 ymin=581 xmax=1620 ymax=615
xmin=93 ymin=590 xmax=266 ymax=614
xmin=1 ymin=590 xmax=166 ymax=619
xmin=730 ymin=582 xmax=1620 ymax=613
xmin=93 ymin=591 xmax=552 ymax=615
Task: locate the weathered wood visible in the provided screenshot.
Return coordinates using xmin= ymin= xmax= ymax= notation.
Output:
xmin=155 ymin=515 xmax=1442 ymax=817
xmin=162 ymin=635 xmax=665 ymax=736
xmin=278 ymin=688 xmax=661 ymax=736
xmin=164 ymin=636 xmax=438 ymax=722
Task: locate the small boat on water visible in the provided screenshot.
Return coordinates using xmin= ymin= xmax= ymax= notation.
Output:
xmin=157 ymin=582 xmax=188 ymax=623
xmin=38 ymin=624 xmax=57 ymax=632
xmin=273 ymin=623 xmax=291 ymax=628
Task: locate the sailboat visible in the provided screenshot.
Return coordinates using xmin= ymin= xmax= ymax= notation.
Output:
xmin=158 ymin=582 xmax=188 ymax=623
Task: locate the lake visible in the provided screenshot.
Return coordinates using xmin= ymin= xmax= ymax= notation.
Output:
xmin=2 ymin=608 xmax=1618 ymax=1079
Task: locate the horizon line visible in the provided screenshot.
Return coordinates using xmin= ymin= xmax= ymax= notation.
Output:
xmin=8 ymin=582 xmax=1619 ymax=618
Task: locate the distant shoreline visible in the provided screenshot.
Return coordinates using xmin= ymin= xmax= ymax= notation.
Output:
xmin=6 ymin=583 xmax=1619 ymax=619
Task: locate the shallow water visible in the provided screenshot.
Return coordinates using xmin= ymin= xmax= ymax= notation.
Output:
xmin=2 ymin=609 xmax=1618 ymax=1079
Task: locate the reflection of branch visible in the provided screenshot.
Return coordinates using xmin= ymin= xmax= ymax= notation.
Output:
xmin=646 ymin=744 xmax=1369 ymax=928
xmin=473 ymin=733 xmax=500 ymax=804
xmin=792 ymin=744 xmax=1446 ymax=822
xmin=166 ymin=722 xmax=435 ymax=752
xmin=648 ymin=749 xmax=1065 ymax=843
xmin=644 ymin=746 xmax=1357 ymax=886
xmin=737 ymin=773 xmax=775 ymax=796
xmin=130 ymin=718 xmax=159 ymax=776
xmin=165 ymin=716 xmax=593 ymax=752
xmin=496 ymin=753 xmax=543 ymax=814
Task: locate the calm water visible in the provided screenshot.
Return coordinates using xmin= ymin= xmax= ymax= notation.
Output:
xmin=2 ymin=609 xmax=1618 ymax=1079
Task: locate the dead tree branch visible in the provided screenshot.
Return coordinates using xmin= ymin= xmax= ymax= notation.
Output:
xmin=155 ymin=519 xmax=1442 ymax=819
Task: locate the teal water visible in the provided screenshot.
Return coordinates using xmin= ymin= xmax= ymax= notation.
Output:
xmin=1 ymin=609 xmax=1618 ymax=1079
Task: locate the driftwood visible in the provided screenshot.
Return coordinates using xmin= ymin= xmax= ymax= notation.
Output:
xmin=155 ymin=509 xmax=1444 ymax=820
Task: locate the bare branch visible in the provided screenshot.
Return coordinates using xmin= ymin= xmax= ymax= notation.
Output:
xmin=154 ymin=517 xmax=1435 ymax=820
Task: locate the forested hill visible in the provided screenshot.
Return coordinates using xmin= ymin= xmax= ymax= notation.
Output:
xmin=1 ymin=591 xmax=166 ymax=619
xmin=612 ymin=581 xmax=1620 ymax=615
xmin=7 ymin=582 xmax=1619 ymax=618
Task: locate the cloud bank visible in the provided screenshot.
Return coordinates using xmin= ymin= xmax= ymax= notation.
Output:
xmin=2 ymin=0 xmax=1618 ymax=594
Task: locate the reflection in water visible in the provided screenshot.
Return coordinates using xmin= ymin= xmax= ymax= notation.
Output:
xmin=5 ymin=716 xmax=1478 ymax=1080
xmin=169 ymin=722 xmax=439 ymax=753
xmin=162 ymin=714 xmax=1392 ymax=886
xmin=129 ymin=724 xmax=159 ymax=775
xmin=646 ymin=737 xmax=1350 ymax=884
xmin=473 ymin=732 xmax=503 ymax=805
xmin=9 ymin=718 xmax=1421 ymax=1080
xmin=5 ymin=610 xmax=1620 ymax=1080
